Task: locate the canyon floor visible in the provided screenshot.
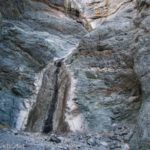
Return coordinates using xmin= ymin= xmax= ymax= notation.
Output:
xmin=0 ymin=125 xmax=131 ymax=150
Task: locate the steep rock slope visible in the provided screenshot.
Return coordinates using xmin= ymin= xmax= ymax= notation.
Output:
xmin=133 ymin=0 xmax=150 ymax=149
xmin=0 ymin=0 xmax=87 ymax=130
xmin=65 ymin=0 xmax=142 ymax=132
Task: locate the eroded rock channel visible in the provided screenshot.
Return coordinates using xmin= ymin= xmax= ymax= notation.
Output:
xmin=26 ymin=60 xmax=84 ymax=133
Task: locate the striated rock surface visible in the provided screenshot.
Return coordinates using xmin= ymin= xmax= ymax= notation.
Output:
xmin=65 ymin=0 xmax=142 ymax=133
xmin=65 ymin=0 xmax=136 ymax=29
xmin=133 ymin=0 xmax=150 ymax=149
xmin=0 ymin=0 xmax=87 ymax=130
xmin=0 ymin=0 xmax=150 ymax=150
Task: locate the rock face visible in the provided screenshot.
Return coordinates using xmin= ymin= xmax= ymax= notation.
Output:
xmin=65 ymin=0 xmax=141 ymax=132
xmin=0 ymin=0 xmax=150 ymax=150
xmin=133 ymin=0 xmax=150 ymax=149
xmin=65 ymin=0 xmax=135 ymax=29
xmin=0 ymin=12 xmax=2 ymax=39
xmin=0 ymin=0 xmax=87 ymax=130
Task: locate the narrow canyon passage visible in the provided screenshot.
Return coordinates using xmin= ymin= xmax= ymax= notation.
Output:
xmin=0 ymin=0 xmax=150 ymax=150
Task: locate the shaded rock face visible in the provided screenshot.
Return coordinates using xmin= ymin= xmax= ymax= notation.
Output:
xmin=0 ymin=0 xmax=25 ymax=19
xmin=0 ymin=0 xmax=150 ymax=149
xmin=133 ymin=0 xmax=150 ymax=149
xmin=0 ymin=0 xmax=87 ymax=130
xmin=48 ymin=0 xmax=64 ymax=7
xmin=26 ymin=62 xmax=68 ymax=133
xmin=0 ymin=12 xmax=2 ymax=39
xmin=64 ymin=0 xmax=136 ymax=29
xmin=65 ymin=1 xmax=142 ymax=132
xmin=26 ymin=61 xmax=85 ymax=133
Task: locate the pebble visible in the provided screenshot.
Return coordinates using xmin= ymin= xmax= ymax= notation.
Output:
xmin=87 ymin=137 xmax=97 ymax=146
xmin=49 ymin=135 xmax=61 ymax=143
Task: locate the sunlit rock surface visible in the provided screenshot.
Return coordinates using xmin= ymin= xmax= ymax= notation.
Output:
xmin=0 ymin=0 xmax=150 ymax=150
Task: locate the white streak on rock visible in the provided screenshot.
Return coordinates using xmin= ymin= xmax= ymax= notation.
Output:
xmin=15 ymin=68 xmax=46 ymax=130
xmin=65 ymin=69 xmax=87 ymax=132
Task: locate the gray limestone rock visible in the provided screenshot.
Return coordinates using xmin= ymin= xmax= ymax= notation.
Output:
xmin=0 ymin=0 xmax=25 ymax=19
xmin=0 ymin=0 xmax=87 ymax=129
xmin=65 ymin=0 xmax=141 ymax=132
xmin=0 ymin=0 xmax=150 ymax=150
xmin=132 ymin=1 xmax=150 ymax=149
xmin=48 ymin=0 xmax=64 ymax=7
xmin=0 ymin=13 xmax=2 ymax=39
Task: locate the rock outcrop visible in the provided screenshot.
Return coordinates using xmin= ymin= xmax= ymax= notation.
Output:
xmin=0 ymin=0 xmax=150 ymax=150
xmin=0 ymin=0 xmax=87 ymax=130
xmin=133 ymin=0 xmax=150 ymax=149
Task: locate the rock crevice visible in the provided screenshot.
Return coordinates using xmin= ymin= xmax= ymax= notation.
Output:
xmin=26 ymin=59 xmax=85 ymax=133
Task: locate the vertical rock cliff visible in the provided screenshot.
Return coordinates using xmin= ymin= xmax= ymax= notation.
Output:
xmin=133 ymin=0 xmax=150 ymax=149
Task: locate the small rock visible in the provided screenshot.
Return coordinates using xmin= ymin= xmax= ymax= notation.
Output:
xmin=49 ymin=135 xmax=61 ymax=143
xmin=12 ymin=129 xmax=18 ymax=135
xmin=24 ymin=144 xmax=30 ymax=147
xmin=97 ymin=146 xmax=108 ymax=150
xmin=57 ymin=145 xmax=69 ymax=150
xmin=100 ymin=141 xmax=108 ymax=147
xmin=87 ymin=137 xmax=97 ymax=146
xmin=14 ymin=132 xmax=18 ymax=135
xmin=121 ymin=143 xmax=130 ymax=150
xmin=62 ymin=147 xmax=69 ymax=150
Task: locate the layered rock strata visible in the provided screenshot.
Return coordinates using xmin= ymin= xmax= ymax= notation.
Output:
xmin=0 ymin=0 xmax=150 ymax=149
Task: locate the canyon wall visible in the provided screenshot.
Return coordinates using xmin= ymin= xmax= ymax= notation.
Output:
xmin=0 ymin=0 xmax=150 ymax=149
xmin=134 ymin=0 xmax=150 ymax=149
